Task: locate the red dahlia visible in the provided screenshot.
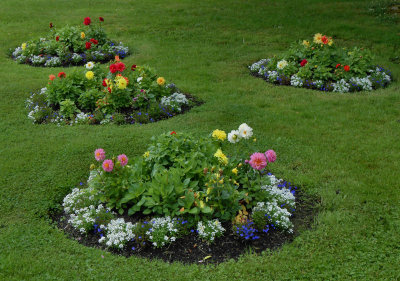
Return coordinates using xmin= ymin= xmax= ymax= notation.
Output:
xmin=58 ymin=72 xmax=66 ymax=79
xmin=131 ymin=64 xmax=137 ymax=71
xmin=300 ymin=59 xmax=308 ymax=67
xmin=83 ymin=17 xmax=91 ymax=25
xmin=99 ymin=17 xmax=104 ymax=22
xmin=85 ymin=42 xmax=92 ymax=49
xmin=344 ymin=65 xmax=350 ymax=72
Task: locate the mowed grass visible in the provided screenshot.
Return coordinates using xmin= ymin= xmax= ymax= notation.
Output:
xmin=0 ymin=0 xmax=399 ymax=279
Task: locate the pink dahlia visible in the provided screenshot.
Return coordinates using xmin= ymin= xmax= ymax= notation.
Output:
xmin=118 ymin=154 xmax=128 ymax=166
xmin=102 ymin=159 xmax=114 ymax=172
xmin=249 ymin=152 xmax=267 ymax=170
xmin=265 ymin=150 xmax=277 ymax=163
xmin=94 ymin=148 xmax=105 ymax=161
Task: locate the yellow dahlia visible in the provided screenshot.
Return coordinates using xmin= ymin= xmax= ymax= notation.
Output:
xmin=214 ymin=149 xmax=228 ymax=165
xmin=157 ymin=77 xmax=165 ymax=86
xmin=212 ymin=129 xmax=227 ymax=141
xmin=85 ymin=71 xmax=94 ymax=80
xmin=21 ymin=43 xmax=27 ymax=50
xmin=81 ymin=32 xmax=85 ymax=39
xmin=313 ymin=33 xmax=323 ymax=44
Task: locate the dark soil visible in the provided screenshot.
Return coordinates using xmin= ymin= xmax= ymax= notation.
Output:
xmin=51 ymin=188 xmax=319 ymax=265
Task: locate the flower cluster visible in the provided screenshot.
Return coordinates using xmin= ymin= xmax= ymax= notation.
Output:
xmin=233 ymin=221 xmax=261 ymax=240
xmin=26 ymin=61 xmax=194 ymax=125
xmin=146 ymin=217 xmax=179 ymax=248
xmin=249 ymin=34 xmax=392 ymax=93
xmin=253 ymin=201 xmax=294 ymax=233
xmin=10 ymin=17 xmax=129 ymax=67
xmin=197 ymin=220 xmax=225 ymax=243
xmin=98 ymin=218 xmax=136 ymax=249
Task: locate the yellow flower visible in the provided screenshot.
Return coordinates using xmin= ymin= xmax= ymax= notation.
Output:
xmin=143 ymin=151 xmax=150 ymax=158
xmin=302 ymin=40 xmax=310 ymax=47
xmin=238 ymin=163 xmax=242 ymax=168
xmin=21 ymin=43 xmax=27 ymax=50
xmin=313 ymin=33 xmax=323 ymax=44
xmin=253 ymin=138 xmax=257 ymax=142
xmin=85 ymin=71 xmax=94 ymax=80
xmin=200 ymin=200 xmax=205 ymax=208
xmin=116 ymin=77 xmax=127 ymax=89
xmin=207 ymin=187 xmax=212 ymax=195
xmin=328 ymin=38 xmax=333 ymax=46
xmin=232 ymin=168 xmax=238 ymax=175
xmin=81 ymin=32 xmax=85 ymax=39
xmin=218 ymin=179 xmax=224 ymax=184
xmin=214 ymin=149 xmax=228 ymax=165
xmin=212 ymin=129 xmax=227 ymax=141
xmin=157 ymin=77 xmax=165 ymax=86
xmin=90 ymin=164 xmax=96 ymax=170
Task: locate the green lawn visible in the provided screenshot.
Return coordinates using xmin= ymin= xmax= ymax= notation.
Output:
xmin=1 ymin=0 xmax=399 ymax=280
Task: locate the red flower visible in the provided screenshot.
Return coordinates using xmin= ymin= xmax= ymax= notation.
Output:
xmin=116 ymin=62 xmax=126 ymax=72
xmin=58 ymin=72 xmax=66 ymax=79
xmin=90 ymin=38 xmax=99 ymax=45
xmin=170 ymin=131 xmax=177 ymax=135
xmin=131 ymin=64 xmax=137 ymax=71
xmin=85 ymin=42 xmax=92 ymax=50
xmin=49 ymin=22 xmax=53 ymax=28
xmin=321 ymin=35 xmax=329 ymax=44
xmin=344 ymin=65 xmax=350 ymax=72
xmin=102 ymin=78 xmax=108 ymax=87
xmin=83 ymin=17 xmax=91 ymax=25
xmin=109 ymin=64 xmax=118 ymax=74
xmin=99 ymin=17 xmax=104 ymax=22
xmin=56 ymin=36 xmax=60 ymax=42
xmin=336 ymin=63 xmax=341 ymax=68
xmin=300 ymin=59 xmax=308 ymax=67
xmin=107 ymin=87 xmax=112 ymax=93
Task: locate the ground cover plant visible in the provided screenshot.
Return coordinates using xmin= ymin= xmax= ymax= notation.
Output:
xmin=26 ymin=60 xmax=198 ymax=125
xmin=250 ymin=33 xmax=393 ymax=93
xmin=9 ymin=17 xmax=129 ymax=67
xmin=1 ymin=0 xmax=400 ymax=280
xmin=58 ymin=125 xmax=309 ymax=263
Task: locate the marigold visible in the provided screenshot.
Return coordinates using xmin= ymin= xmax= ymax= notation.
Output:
xmin=313 ymin=33 xmax=323 ymax=44
xmin=214 ymin=149 xmax=228 ymax=165
xmin=85 ymin=71 xmax=94 ymax=80
xmin=212 ymin=129 xmax=227 ymax=141
xmin=157 ymin=77 xmax=166 ymax=86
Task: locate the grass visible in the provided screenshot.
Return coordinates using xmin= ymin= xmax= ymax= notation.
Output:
xmin=1 ymin=0 xmax=400 ymax=279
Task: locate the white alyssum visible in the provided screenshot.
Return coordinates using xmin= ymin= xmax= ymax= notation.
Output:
xmin=12 ymin=47 xmax=23 ymax=57
xmin=99 ymin=218 xmax=136 ymax=249
xmin=160 ymin=92 xmax=188 ymax=111
xmin=253 ymin=201 xmax=293 ymax=233
xmin=197 ymin=219 xmax=225 ymax=243
xmin=146 ymin=217 xmax=179 ymax=248
xmin=44 ymin=57 xmax=62 ymax=67
xmin=74 ymin=112 xmax=89 ymax=124
xmin=267 ymin=71 xmax=279 ymax=83
xmin=332 ymin=79 xmax=350 ymax=93
xmin=313 ymin=80 xmax=324 ymax=89
xmin=68 ymin=204 xmax=110 ymax=234
xmin=349 ymin=77 xmax=372 ymax=91
xmin=290 ymin=74 xmax=303 ymax=87
xmin=71 ymin=53 xmax=83 ymax=63
xmin=30 ymin=55 xmax=46 ymax=66
xmin=249 ymin=58 xmax=269 ymax=72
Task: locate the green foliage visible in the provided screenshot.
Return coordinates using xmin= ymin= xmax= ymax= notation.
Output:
xmin=59 ymin=99 xmax=78 ymax=119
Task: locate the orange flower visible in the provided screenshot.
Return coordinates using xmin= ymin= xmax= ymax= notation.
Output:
xmin=115 ymin=55 xmax=120 ymax=62
xmin=49 ymin=74 xmax=56 ymax=81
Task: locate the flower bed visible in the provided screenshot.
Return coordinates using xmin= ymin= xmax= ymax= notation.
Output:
xmin=26 ymin=60 xmax=199 ymax=125
xmin=249 ymin=33 xmax=392 ymax=93
xmin=10 ymin=17 xmax=129 ymax=67
xmin=58 ymin=125 xmax=315 ymax=263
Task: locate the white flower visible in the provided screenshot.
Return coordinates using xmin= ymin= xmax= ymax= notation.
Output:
xmin=227 ymin=130 xmax=241 ymax=143
xmin=137 ymin=77 xmax=143 ymax=83
xmin=277 ymin=60 xmax=288 ymax=70
xmin=238 ymin=123 xmax=253 ymax=139
xmin=85 ymin=62 xmax=94 ymax=70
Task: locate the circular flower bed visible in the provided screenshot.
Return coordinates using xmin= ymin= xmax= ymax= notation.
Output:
xmin=249 ymin=33 xmax=393 ymax=93
xmin=57 ymin=125 xmax=317 ymax=263
xmin=9 ymin=17 xmax=129 ymax=67
xmin=26 ymin=60 xmax=199 ymax=125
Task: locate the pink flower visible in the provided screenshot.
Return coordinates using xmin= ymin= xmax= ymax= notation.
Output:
xmin=94 ymin=148 xmax=105 ymax=161
xmin=265 ymin=150 xmax=277 ymax=163
xmin=248 ymin=152 xmax=267 ymax=170
xmin=118 ymin=154 xmax=128 ymax=166
xmin=102 ymin=159 xmax=114 ymax=172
